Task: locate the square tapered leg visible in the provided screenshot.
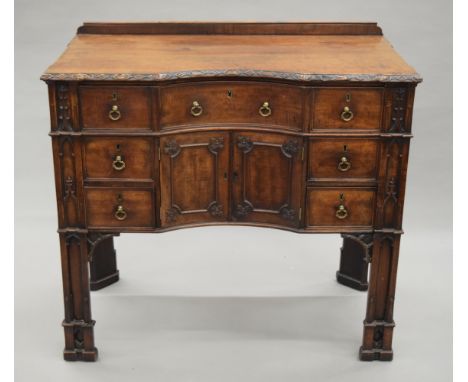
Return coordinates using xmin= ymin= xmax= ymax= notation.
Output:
xmin=60 ymin=232 xmax=98 ymax=361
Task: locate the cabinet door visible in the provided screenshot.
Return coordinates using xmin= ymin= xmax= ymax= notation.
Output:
xmin=232 ymin=132 xmax=303 ymax=227
xmin=160 ymin=132 xmax=229 ymax=226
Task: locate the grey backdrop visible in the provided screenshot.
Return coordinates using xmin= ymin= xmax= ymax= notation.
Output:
xmin=15 ymin=0 xmax=452 ymax=381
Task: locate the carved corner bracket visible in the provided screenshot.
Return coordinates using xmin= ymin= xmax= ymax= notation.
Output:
xmin=281 ymin=139 xmax=300 ymax=158
xmin=208 ymin=201 xmax=224 ymax=217
xmin=341 ymin=233 xmax=374 ymax=263
xmin=279 ymin=205 xmax=296 ymax=221
xmin=208 ymin=137 xmax=224 ymax=154
xmin=166 ymin=207 xmax=179 ymax=223
xmin=164 ymin=140 xmax=181 ymax=157
xmin=86 ymin=233 xmax=119 ymax=262
xmin=234 ymin=202 xmax=253 ymax=218
xmin=237 ymin=136 xmax=253 ymax=153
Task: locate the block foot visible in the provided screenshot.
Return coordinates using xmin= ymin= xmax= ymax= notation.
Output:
xmin=336 ymin=270 xmax=368 ymax=291
xmin=359 ymin=346 xmax=393 ymax=361
xmin=90 ymin=270 xmax=119 ymax=291
xmin=63 ymin=348 xmax=98 ymax=362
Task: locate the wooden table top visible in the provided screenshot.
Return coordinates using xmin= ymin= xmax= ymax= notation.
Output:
xmin=42 ymin=22 xmax=421 ymax=83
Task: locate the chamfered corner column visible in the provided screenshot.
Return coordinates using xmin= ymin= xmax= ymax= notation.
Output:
xmin=336 ymin=233 xmax=372 ymax=291
xmin=50 ymin=82 xmax=99 ymax=361
xmin=59 ymin=231 xmax=98 ymax=362
xmin=359 ymin=232 xmax=400 ymax=361
xmin=88 ymin=233 xmax=120 ymax=291
xmin=357 ymin=86 xmax=413 ymax=360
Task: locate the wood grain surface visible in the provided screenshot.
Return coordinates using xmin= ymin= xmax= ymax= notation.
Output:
xmin=43 ymin=28 xmax=420 ymax=82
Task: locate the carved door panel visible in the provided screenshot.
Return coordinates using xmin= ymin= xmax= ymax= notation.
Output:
xmin=232 ymin=132 xmax=303 ymax=227
xmin=160 ymin=132 xmax=229 ymax=227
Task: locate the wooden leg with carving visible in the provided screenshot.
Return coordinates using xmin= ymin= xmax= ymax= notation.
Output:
xmin=359 ymin=233 xmax=400 ymax=361
xmin=60 ymin=232 xmax=98 ymax=362
xmin=336 ymin=233 xmax=372 ymax=291
xmin=88 ymin=234 xmax=120 ymax=291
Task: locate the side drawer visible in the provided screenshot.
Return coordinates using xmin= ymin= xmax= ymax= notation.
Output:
xmin=85 ymin=188 xmax=154 ymax=228
xmin=159 ymin=82 xmax=304 ymax=130
xmin=308 ymin=138 xmax=379 ymax=181
xmin=312 ymin=88 xmax=383 ymax=130
xmin=83 ymin=137 xmax=153 ymax=180
xmin=79 ymin=86 xmax=152 ymax=129
xmin=306 ymin=188 xmax=375 ymax=228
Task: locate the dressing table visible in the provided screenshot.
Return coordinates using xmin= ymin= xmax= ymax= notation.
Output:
xmin=42 ymin=21 xmax=421 ymax=361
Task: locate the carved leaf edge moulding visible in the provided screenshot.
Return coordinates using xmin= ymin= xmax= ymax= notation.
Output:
xmin=41 ymin=70 xmax=422 ymax=83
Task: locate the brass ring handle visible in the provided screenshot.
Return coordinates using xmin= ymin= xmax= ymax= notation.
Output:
xmin=114 ymin=205 xmax=127 ymax=221
xmin=109 ymin=105 xmax=122 ymax=121
xmin=340 ymin=106 xmax=354 ymax=122
xmin=336 ymin=204 xmax=348 ymax=219
xmin=190 ymin=101 xmax=203 ymax=117
xmin=112 ymin=155 xmax=126 ymax=171
xmin=337 ymin=156 xmax=351 ymax=172
xmin=259 ymin=101 xmax=272 ymax=117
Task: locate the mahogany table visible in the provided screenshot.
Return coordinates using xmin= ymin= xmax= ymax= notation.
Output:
xmin=41 ymin=21 xmax=421 ymax=361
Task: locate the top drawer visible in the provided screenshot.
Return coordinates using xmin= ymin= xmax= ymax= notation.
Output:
xmin=79 ymin=86 xmax=152 ymax=129
xmin=159 ymin=82 xmax=304 ymax=130
xmin=312 ymin=88 xmax=383 ymax=130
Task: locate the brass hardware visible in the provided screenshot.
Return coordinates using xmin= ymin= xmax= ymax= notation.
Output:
xmin=108 ymin=105 xmax=121 ymax=121
xmin=114 ymin=194 xmax=127 ymax=220
xmin=190 ymin=101 xmax=203 ymax=117
xmin=114 ymin=205 xmax=127 ymax=221
xmin=112 ymin=92 xmax=118 ymax=101
xmin=301 ymin=146 xmax=305 ymax=161
xmin=340 ymin=106 xmax=354 ymax=122
xmin=336 ymin=193 xmax=348 ymax=219
xmin=259 ymin=101 xmax=272 ymax=117
xmin=338 ymin=156 xmax=351 ymax=172
xmin=345 ymin=93 xmax=351 ymax=102
xmin=336 ymin=204 xmax=348 ymax=219
xmin=112 ymin=155 xmax=126 ymax=171
xmin=227 ymin=89 xmax=233 ymax=98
